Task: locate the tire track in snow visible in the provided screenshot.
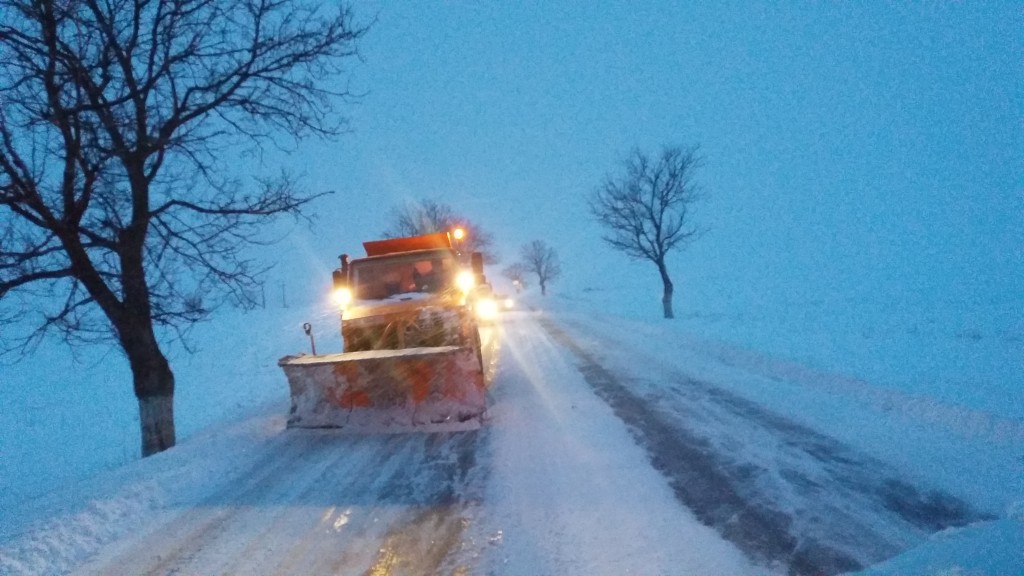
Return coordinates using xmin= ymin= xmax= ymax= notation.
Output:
xmin=538 ymin=316 xmax=988 ymax=576
xmin=319 ymin=431 xmax=488 ymax=576
xmin=76 ymin=429 xmax=489 ymax=575
xmin=224 ymin=434 xmax=425 ymax=575
xmin=76 ymin=431 xmax=339 ymax=575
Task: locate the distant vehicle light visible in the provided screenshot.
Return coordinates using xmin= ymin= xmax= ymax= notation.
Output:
xmin=332 ymin=287 xmax=353 ymax=309
xmin=456 ymin=270 xmax=475 ymax=293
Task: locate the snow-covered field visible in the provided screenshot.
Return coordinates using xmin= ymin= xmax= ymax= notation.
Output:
xmin=1 ymin=285 xmax=1021 ymax=574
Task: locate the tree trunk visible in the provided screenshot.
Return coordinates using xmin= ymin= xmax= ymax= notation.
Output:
xmin=120 ymin=321 xmax=177 ymax=456
xmin=114 ymin=188 xmax=177 ymax=456
xmin=138 ymin=394 xmax=175 ymax=456
xmin=540 ymin=279 xmax=547 ymax=296
xmin=657 ymin=259 xmax=674 ymax=319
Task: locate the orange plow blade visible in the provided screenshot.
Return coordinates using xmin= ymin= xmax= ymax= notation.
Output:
xmin=279 ymin=346 xmax=486 ymax=431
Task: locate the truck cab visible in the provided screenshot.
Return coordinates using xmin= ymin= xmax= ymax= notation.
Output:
xmin=331 ymin=233 xmax=481 ymax=353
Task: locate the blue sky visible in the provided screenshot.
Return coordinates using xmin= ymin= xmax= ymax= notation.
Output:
xmin=270 ymin=1 xmax=1022 ymax=314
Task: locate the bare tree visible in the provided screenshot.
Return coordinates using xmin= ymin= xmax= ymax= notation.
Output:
xmin=501 ymin=262 xmax=527 ymax=292
xmin=519 ymin=240 xmax=561 ymax=296
xmin=382 ymin=198 xmax=496 ymax=262
xmin=589 ymin=145 xmax=703 ymax=319
xmin=0 ymin=0 xmax=367 ymax=456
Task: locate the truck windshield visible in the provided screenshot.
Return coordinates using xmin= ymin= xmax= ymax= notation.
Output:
xmin=350 ymin=252 xmax=455 ymax=300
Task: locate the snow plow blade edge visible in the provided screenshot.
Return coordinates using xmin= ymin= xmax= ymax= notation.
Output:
xmin=279 ymin=346 xmax=486 ymax=432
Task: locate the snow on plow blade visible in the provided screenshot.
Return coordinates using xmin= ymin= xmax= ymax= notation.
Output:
xmin=279 ymin=346 xmax=486 ymax=432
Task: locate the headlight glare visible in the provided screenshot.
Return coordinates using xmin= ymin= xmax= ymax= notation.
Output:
xmin=456 ymin=271 xmax=475 ymax=293
xmin=476 ymin=297 xmax=499 ymax=320
xmin=332 ymin=287 xmax=353 ymax=308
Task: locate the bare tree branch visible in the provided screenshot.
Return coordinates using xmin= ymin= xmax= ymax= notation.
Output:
xmin=519 ymin=240 xmax=561 ymax=296
xmin=589 ymin=145 xmax=705 ymax=318
xmin=0 ymin=0 xmax=367 ymax=456
xmin=381 ymin=198 xmax=498 ymax=264
xmin=501 ymin=262 xmax=528 ymax=292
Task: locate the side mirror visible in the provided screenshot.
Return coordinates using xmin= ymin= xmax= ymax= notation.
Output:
xmin=470 ymin=252 xmax=486 ymax=287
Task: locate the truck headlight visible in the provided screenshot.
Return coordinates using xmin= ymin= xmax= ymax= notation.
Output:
xmin=475 ymin=297 xmax=499 ymax=320
xmin=332 ymin=287 xmax=353 ymax=309
xmin=456 ymin=270 xmax=475 ymax=293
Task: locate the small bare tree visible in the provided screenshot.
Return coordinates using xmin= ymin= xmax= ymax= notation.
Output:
xmin=382 ymin=198 xmax=496 ymax=262
xmin=519 ymin=240 xmax=561 ymax=296
xmin=501 ymin=263 xmax=527 ymax=292
xmin=0 ymin=0 xmax=367 ymax=456
xmin=590 ymin=145 xmax=703 ymax=319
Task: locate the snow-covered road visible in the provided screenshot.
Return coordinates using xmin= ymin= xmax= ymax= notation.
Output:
xmin=470 ymin=311 xmax=755 ymax=575
xmin=0 ymin=308 xmax=995 ymax=575
xmin=541 ymin=314 xmax=988 ymax=574
xmin=75 ymin=430 xmax=486 ymax=575
xmin=49 ymin=310 xmax=755 ymax=575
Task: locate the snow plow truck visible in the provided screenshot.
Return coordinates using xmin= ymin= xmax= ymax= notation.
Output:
xmin=278 ymin=230 xmax=487 ymax=431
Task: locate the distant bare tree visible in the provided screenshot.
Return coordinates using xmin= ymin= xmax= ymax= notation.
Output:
xmin=0 ymin=0 xmax=367 ymax=456
xmin=501 ymin=263 xmax=528 ymax=292
xmin=590 ymin=145 xmax=703 ymax=319
xmin=382 ymin=198 xmax=496 ymax=263
xmin=519 ymin=240 xmax=561 ymax=296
